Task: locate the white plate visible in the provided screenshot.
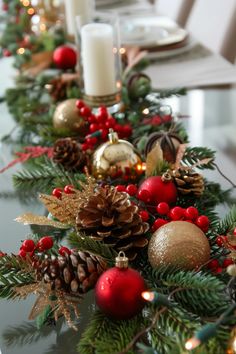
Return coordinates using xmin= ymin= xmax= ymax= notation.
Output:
xmin=147 ymin=37 xmax=196 ymax=59
xmin=96 ymin=0 xmax=124 ymax=7
xmin=120 ymin=15 xmax=188 ymax=48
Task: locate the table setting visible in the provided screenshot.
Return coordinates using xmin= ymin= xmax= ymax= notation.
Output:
xmin=0 ymin=1 xmax=236 ymax=354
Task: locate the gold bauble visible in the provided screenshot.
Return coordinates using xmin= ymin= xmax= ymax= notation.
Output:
xmin=148 ymin=221 xmax=210 ymax=270
xmin=53 ymin=99 xmax=86 ymax=135
xmin=91 ymin=130 xmax=142 ymax=179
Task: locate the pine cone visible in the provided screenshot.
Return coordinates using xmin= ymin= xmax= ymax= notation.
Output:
xmin=171 ymin=168 xmax=204 ymax=197
xmin=46 ymin=77 xmax=70 ymax=102
xmin=53 ymin=138 xmax=86 ymax=171
xmin=35 ymin=250 xmax=107 ymax=295
xmin=76 ymin=186 xmax=149 ymax=260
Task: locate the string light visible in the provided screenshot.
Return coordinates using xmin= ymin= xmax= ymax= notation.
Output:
xmin=136 ymin=163 xmax=146 ymax=172
xmin=17 ymin=48 xmax=25 ymax=55
xmin=120 ymin=47 xmax=126 ymax=55
xmin=142 ymin=108 xmax=149 ymax=115
xmin=22 ymin=0 xmax=30 ymax=6
xmin=27 ymin=7 xmax=35 ymax=15
xmin=40 ymin=23 xmax=46 ymax=31
xmin=141 ymin=291 xmax=172 ymax=307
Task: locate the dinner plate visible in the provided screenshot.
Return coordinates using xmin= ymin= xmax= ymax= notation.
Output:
xmin=96 ymin=0 xmax=125 ymax=7
xmin=120 ymin=15 xmax=188 ymax=48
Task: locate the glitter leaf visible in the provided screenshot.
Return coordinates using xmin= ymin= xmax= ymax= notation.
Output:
xmin=15 ymin=213 xmax=69 ymax=229
xmin=146 ymin=142 xmax=163 ymax=177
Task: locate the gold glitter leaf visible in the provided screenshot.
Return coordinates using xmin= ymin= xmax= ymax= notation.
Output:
xmin=146 ymin=143 xmax=163 ymax=177
xmin=15 ymin=213 xmax=69 ymax=229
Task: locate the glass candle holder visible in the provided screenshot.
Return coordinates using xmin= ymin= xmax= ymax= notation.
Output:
xmin=76 ymin=12 xmax=122 ymax=112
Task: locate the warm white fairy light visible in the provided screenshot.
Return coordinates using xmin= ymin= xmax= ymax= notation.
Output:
xmin=185 ymin=337 xmax=201 ymax=350
xmin=17 ymin=48 xmax=25 ymax=55
xmin=142 ymin=108 xmax=149 ymax=115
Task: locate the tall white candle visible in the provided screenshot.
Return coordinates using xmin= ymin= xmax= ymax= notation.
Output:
xmin=81 ymin=23 xmax=117 ymax=96
xmin=64 ymin=0 xmax=94 ymax=36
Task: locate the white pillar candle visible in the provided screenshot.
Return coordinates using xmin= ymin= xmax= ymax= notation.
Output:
xmin=81 ymin=23 xmax=117 ymax=97
xmin=64 ymin=0 xmax=94 ymax=36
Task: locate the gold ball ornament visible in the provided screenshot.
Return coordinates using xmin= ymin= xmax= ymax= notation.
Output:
xmin=53 ymin=99 xmax=86 ymax=135
xmin=148 ymin=221 xmax=210 ymax=270
xmin=227 ymin=264 xmax=236 ymax=277
xmin=91 ymin=130 xmax=142 ymax=179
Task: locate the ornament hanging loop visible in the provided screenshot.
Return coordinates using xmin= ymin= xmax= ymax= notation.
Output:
xmin=161 ymin=171 xmax=172 ymax=183
xmin=115 ymin=251 xmax=129 ymax=268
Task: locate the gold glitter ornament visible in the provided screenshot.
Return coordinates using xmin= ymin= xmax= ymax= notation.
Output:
xmin=227 ymin=264 xmax=236 ymax=277
xmin=53 ymin=99 xmax=86 ymax=135
xmin=148 ymin=221 xmax=210 ymax=270
xmin=91 ymin=130 xmax=142 ymax=179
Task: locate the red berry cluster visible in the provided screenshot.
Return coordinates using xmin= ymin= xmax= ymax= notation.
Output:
xmin=18 ymin=236 xmax=54 ymax=258
xmin=207 ymin=258 xmax=234 ymax=274
xmin=75 ymin=100 xmax=132 ymax=151
xmin=215 ymin=228 xmax=236 ymax=249
xmin=52 ymin=184 xmax=75 ymax=199
xmin=152 ymin=204 xmax=210 ymax=232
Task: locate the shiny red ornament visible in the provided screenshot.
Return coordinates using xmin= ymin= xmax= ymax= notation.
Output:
xmin=95 ymin=253 xmax=146 ymax=320
xmin=138 ymin=175 xmax=177 ymax=206
xmin=53 ymin=46 xmax=77 ymax=70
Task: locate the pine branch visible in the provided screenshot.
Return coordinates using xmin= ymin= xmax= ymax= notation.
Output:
xmin=216 ymin=205 xmax=236 ymax=235
xmin=78 ymin=311 xmax=145 ymax=354
xmin=3 ymin=322 xmax=53 ymax=347
xmin=13 ymin=159 xmax=85 ymax=195
xmin=0 ymin=255 xmax=35 ymax=299
xmin=68 ymin=232 xmax=117 ymax=265
xmin=183 ymin=147 xmax=216 ymax=169
xmin=143 ymin=266 xmax=229 ymax=317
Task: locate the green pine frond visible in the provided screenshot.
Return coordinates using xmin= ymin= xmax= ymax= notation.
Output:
xmin=216 ymin=205 xmax=236 ymax=235
xmin=68 ymin=232 xmax=117 ymax=265
xmin=183 ymin=147 xmax=215 ymax=170
xmin=78 ymin=311 xmax=145 ymax=354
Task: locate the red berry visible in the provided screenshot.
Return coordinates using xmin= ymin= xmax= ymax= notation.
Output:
xmin=157 ymin=202 xmax=170 ymax=216
xmin=89 ymin=123 xmax=99 ymax=133
xmin=52 ymin=188 xmax=62 ymax=199
xmin=59 ymin=246 xmax=71 ymax=256
xmin=214 ymin=267 xmax=223 ymax=274
xmin=81 ymin=143 xmax=89 ymax=151
xmin=169 ymin=207 xmax=184 ymax=221
xmin=185 ymin=219 xmax=194 ymax=223
xmin=152 ymin=218 xmax=168 ymax=231
xmin=100 ymin=128 xmax=108 ymax=140
xmin=3 ymin=49 xmax=11 ymax=57
xmin=105 ymin=117 xmax=116 ymax=128
xmin=113 ymin=123 xmax=122 ymax=133
xmin=38 ymin=236 xmax=54 ymax=251
xmin=185 ymin=206 xmax=199 ymax=220
xmin=76 ymin=99 xmax=85 ymax=109
xmin=137 ymin=189 xmax=151 ymax=203
xmin=22 ymin=239 xmax=35 ymax=252
xmin=18 ymin=249 xmax=26 ymax=258
xmin=139 ymin=210 xmax=149 ymax=222
xmin=222 ymin=258 xmax=234 ymax=268
xmin=96 ymin=110 xmax=108 ymax=122
xmin=64 ymin=185 xmax=75 ymax=194
xmin=86 ymin=137 xmax=98 ymax=145
xmin=0 ymin=251 xmax=6 ymax=257
xmin=196 ymin=215 xmax=210 ymax=230
xmin=88 ymin=114 xmax=97 ymax=123
xmin=122 ymin=124 xmax=132 ymax=137
xmin=233 ymin=228 xmax=236 ymax=236
xmin=115 ymin=185 xmax=126 ymax=192
xmin=216 ymin=235 xmax=227 ymax=247
xmin=80 ymin=106 xmax=91 ymax=117
xmin=207 ymin=259 xmax=219 ymax=269
xmin=126 ymin=184 xmax=138 ymax=196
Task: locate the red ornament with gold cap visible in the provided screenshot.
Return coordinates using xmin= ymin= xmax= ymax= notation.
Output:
xmin=95 ymin=252 xmax=147 ymax=320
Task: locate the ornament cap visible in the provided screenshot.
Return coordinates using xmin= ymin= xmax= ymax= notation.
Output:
xmin=115 ymin=251 xmax=129 ymax=268
xmin=108 ymin=129 xmax=119 ymax=143
xmin=161 ymin=171 xmax=172 ymax=183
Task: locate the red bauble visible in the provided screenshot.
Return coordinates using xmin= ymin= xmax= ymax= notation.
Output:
xmin=53 ymin=46 xmax=77 ymax=70
xmin=95 ymin=255 xmax=146 ymax=320
xmin=138 ymin=175 xmax=177 ymax=206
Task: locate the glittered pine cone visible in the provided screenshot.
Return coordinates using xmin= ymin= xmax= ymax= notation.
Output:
xmin=53 ymin=137 xmax=86 ymax=171
xmin=35 ymin=250 xmax=107 ymax=295
xmin=171 ymin=168 xmax=204 ymax=197
xmin=76 ymin=185 xmax=149 ymax=260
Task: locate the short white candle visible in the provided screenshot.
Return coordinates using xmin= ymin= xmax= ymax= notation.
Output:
xmin=64 ymin=0 xmax=94 ymax=36
xmin=81 ymin=23 xmax=117 ymax=97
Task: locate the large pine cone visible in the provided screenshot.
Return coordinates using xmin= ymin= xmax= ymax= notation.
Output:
xmin=35 ymin=250 xmax=107 ymax=295
xmin=171 ymin=168 xmax=204 ymax=197
xmin=76 ymin=186 xmax=149 ymax=260
xmin=46 ymin=77 xmax=71 ymax=102
xmin=53 ymin=138 xmax=86 ymax=171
